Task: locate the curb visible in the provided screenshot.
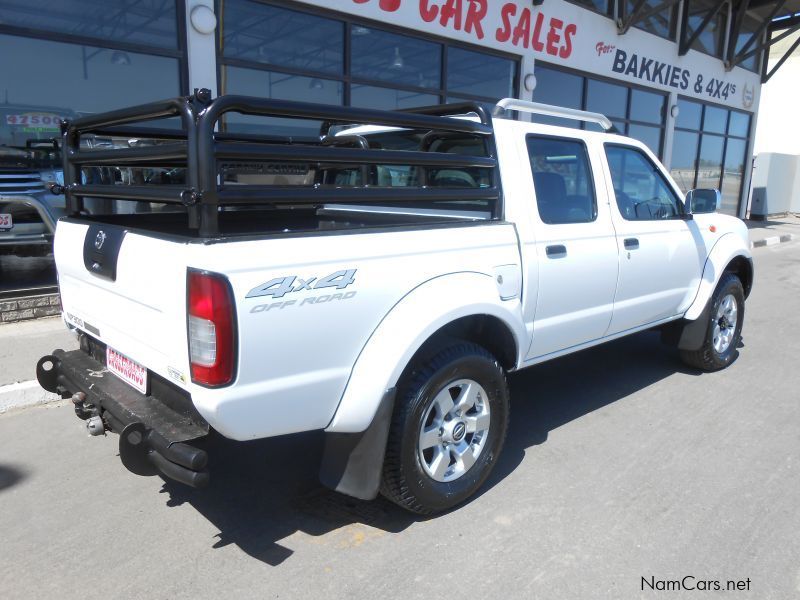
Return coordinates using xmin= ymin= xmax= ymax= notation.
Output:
xmin=750 ymin=233 xmax=794 ymax=248
xmin=0 ymin=380 xmax=61 ymax=414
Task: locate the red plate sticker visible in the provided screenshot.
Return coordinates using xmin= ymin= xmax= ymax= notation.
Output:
xmin=0 ymin=214 xmax=12 ymax=230
xmin=106 ymin=346 xmax=148 ymax=394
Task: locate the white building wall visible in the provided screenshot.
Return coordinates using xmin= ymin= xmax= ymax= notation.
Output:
xmin=754 ymin=30 xmax=800 ymax=156
xmin=751 ymin=30 xmax=800 ymax=214
xmin=750 ymin=153 xmax=800 ymax=215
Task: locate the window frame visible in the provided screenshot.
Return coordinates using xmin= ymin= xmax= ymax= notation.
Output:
xmin=604 ymin=142 xmax=688 ymax=221
xmin=671 ymin=96 xmax=752 ymax=197
xmin=681 ymin=0 xmax=730 ymax=60
xmin=0 ymin=0 xmax=188 ymax=94
xmin=564 ymin=0 xmax=613 ymax=19
xmin=216 ymin=0 xmax=520 ymax=108
xmin=624 ymin=0 xmax=680 ymax=41
xmin=526 ymin=133 xmax=600 ymax=226
xmin=533 ymin=61 xmax=668 ymax=159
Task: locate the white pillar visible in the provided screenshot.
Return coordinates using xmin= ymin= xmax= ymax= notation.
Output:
xmin=185 ymin=0 xmax=219 ymax=96
xmin=518 ymin=53 xmax=535 ymax=122
xmin=740 ymin=108 xmax=758 ymax=219
xmin=662 ymin=90 xmax=678 ymax=169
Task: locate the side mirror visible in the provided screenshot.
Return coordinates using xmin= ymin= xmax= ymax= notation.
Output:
xmin=685 ymin=188 xmax=721 ymax=215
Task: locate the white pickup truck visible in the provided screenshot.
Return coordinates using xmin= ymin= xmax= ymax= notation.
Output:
xmin=37 ymin=91 xmax=752 ymax=514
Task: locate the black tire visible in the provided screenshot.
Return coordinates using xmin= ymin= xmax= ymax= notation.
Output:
xmin=380 ymin=342 xmax=509 ymax=515
xmin=680 ymin=273 xmax=745 ymax=371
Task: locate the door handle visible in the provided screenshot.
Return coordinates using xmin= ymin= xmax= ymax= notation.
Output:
xmin=545 ymin=244 xmax=567 ymax=258
xmin=624 ymin=238 xmax=639 ymax=250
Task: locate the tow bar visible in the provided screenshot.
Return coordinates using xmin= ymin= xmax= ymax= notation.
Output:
xmin=37 ymin=349 xmax=210 ymax=488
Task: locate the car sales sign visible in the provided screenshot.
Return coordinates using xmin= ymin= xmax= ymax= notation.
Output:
xmin=300 ymin=0 xmax=760 ymax=111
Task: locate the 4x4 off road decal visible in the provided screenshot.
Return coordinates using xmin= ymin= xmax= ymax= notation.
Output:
xmin=247 ymin=269 xmax=357 ymax=313
xmin=247 ymin=269 xmax=356 ymax=299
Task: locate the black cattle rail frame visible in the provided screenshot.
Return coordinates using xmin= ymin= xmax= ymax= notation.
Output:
xmin=60 ymin=88 xmax=501 ymax=237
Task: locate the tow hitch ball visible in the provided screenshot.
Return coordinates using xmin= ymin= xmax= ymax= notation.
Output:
xmin=86 ymin=416 xmax=106 ymax=436
xmin=71 ymin=392 xmax=105 ymax=436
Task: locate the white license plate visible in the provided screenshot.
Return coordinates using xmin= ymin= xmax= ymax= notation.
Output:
xmin=0 ymin=214 xmax=12 ymax=230
xmin=106 ymin=346 xmax=148 ymax=394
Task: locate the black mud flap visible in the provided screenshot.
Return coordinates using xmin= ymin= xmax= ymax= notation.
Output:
xmin=319 ymin=388 xmax=396 ymax=501
xmin=661 ymin=300 xmax=713 ymax=352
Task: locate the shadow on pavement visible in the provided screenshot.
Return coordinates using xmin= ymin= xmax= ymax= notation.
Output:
xmin=160 ymin=330 xmax=695 ymax=566
xmin=481 ymin=330 xmax=698 ymax=497
xmin=161 ymin=430 xmax=422 ymax=565
xmin=744 ymin=217 xmax=800 ymax=230
xmin=0 ymin=464 xmax=26 ymax=493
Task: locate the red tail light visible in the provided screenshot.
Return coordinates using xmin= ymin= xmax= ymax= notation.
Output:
xmin=187 ymin=269 xmax=236 ymax=387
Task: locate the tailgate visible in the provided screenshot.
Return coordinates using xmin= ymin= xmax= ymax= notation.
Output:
xmin=54 ymin=219 xmax=193 ymax=391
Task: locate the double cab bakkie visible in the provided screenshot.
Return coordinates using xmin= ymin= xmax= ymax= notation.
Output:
xmin=37 ymin=91 xmax=752 ymax=514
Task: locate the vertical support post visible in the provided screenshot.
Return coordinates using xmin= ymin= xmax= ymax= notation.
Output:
xmin=520 ymin=50 xmax=536 ymax=124
xmin=196 ymin=95 xmax=219 ymax=237
xmin=662 ymin=91 xmax=679 ymax=170
xmin=61 ymin=123 xmax=83 ymax=216
xmin=739 ymin=106 xmax=759 ymax=219
xmin=185 ymin=0 xmax=219 ymax=97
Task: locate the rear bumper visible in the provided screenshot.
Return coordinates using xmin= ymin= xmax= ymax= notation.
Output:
xmin=37 ymin=346 xmax=210 ymax=488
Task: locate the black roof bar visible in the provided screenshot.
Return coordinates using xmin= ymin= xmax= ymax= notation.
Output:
xmin=216 ymin=186 xmax=499 ymax=206
xmin=213 ymin=143 xmax=496 ymax=169
xmin=404 ymin=101 xmax=493 ymax=125
xmin=70 ymin=184 xmax=189 ymax=204
xmin=197 ymin=95 xmax=493 ymax=138
xmin=68 ymin=143 xmax=188 ymax=166
xmin=67 ymin=97 xmax=196 ymax=133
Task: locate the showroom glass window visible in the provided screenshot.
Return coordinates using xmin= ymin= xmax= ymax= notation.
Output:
xmin=670 ymin=98 xmax=751 ymax=216
xmin=217 ymin=0 xmax=518 ymax=135
xmin=684 ymin=0 xmax=728 ymax=57
xmin=533 ymin=64 xmax=667 ymax=158
xmin=625 ymin=0 xmax=677 ymax=40
xmin=565 ymin=0 xmax=610 ymax=17
xmin=0 ymin=1 xmax=183 ymax=154
xmin=732 ymin=13 xmax=762 ymax=72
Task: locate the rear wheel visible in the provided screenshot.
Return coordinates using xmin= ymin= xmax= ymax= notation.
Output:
xmin=380 ymin=342 xmax=509 ymax=514
xmin=680 ymin=273 xmax=745 ymax=371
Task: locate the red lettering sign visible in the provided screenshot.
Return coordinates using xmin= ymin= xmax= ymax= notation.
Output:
xmin=465 ymin=0 xmax=487 ymax=39
xmin=352 ymin=0 xmax=577 ymax=58
xmin=595 ymin=42 xmax=616 ymax=56
xmin=419 ymin=0 xmax=438 ymax=21
xmin=495 ymin=2 xmax=577 ymax=59
xmin=353 ymin=0 xmax=402 ymax=10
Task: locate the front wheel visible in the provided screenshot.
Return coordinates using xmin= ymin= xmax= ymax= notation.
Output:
xmin=380 ymin=342 xmax=509 ymax=515
xmin=680 ymin=273 xmax=745 ymax=371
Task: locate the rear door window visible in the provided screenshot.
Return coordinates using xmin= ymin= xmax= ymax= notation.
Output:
xmin=526 ymin=135 xmax=597 ymax=225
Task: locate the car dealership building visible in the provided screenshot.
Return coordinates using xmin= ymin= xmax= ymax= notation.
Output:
xmin=1 ymin=0 xmax=798 ymax=229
